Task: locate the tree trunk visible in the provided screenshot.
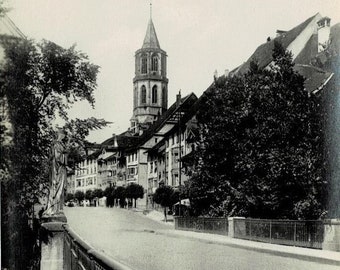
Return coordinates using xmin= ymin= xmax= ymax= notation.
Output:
xmin=134 ymin=198 xmax=137 ymax=208
xmin=164 ymin=207 xmax=167 ymax=222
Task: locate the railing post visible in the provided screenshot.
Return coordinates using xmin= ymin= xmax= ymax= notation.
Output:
xmin=269 ymin=220 xmax=272 ymax=243
xmin=294 ymin=222 xmax=297 ymax=245
xmin=249 ymin=220 xmax=252 ymax=239
xmin=40 ymin=214 xmax=67 ymax=270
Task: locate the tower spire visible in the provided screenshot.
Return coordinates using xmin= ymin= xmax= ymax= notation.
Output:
xmin=150 ymin=1 xmax=152 ymax=20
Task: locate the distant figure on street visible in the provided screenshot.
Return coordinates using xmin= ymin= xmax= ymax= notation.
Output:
xmin=43 ymin=129 xmax=67 ymax=216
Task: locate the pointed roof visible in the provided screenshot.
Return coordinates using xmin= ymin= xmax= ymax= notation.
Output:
xmin=142 ymin=19 xmax=160 ymax=49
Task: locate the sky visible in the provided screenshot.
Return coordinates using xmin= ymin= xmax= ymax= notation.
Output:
xmin=6 ymin=0 xmax=340 ymax=143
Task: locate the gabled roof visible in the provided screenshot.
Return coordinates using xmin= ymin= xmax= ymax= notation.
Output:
xmin=142 ymin=19 xmax=160 ymax=49
xmin=101 ymin=132 xmax=141 ymax=150
xmin=234 ymin=13 xmax=319 ymax=75
xmin=125 ymin=92 xmax=198 ymax=152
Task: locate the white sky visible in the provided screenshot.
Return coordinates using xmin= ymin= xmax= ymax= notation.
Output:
xmin=7 ymin=0 xmax=340 ymax=143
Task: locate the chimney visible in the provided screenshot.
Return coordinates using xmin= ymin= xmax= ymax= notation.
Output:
xmin=276 ymin=30 xmax=287 ymax=37
xmin=214 ymin=70 xmax=218 ymax=79
xmin=224 ymin=69 xmax=230 ymax=77
xmin=317 ymin=17 xmax=331 ymax=52
xmin=112 ymin=133 xmax=118 ymax=148
xmin=176 ymin=90 xmax=181 ymax=108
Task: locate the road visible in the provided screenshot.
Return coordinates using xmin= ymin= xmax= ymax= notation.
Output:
xmin=64 ymin=207 xmax=337 ymax=270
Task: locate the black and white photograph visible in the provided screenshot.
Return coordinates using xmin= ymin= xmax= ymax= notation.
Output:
xmin=1 ymin=0 xmax=339 ymax=269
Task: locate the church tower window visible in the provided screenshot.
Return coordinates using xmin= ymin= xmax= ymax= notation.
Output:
xmin=152 ymin=85 xmax=158 ymax=103
xmin=141 ymin=56 xmax=147 ymax=74
xmin=151 ymin=54 xmax=158 ymax=72
xmin=141 ymin=85 xmax=147 ymax=104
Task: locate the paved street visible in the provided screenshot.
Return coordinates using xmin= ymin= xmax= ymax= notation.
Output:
xmin=64 ymin=207 xmax=338 ymax=270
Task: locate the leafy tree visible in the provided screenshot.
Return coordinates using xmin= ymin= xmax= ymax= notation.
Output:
xmin=125 ymin=183 xmax=144 ymax=208
xmin=115 ymin=186 xmax=126 ymax=208
xmin=65 ymin=193 xmax=74 ymax=202
xmin=187 ymin=41 xmax=326 ymax=219
xmin=104 ymin=186 xmax=115 ymax=207
xmin=85 ymin=189 xmax=93 ymax=201
xmin=74 ymin=191 xmax=85 ymax=203
xmin=92 ymin=188 xmax=103 ymax=199
xmin=0 ymin=36 xmax=107 ymax=269
xmin=153 ymin=185 xmax=176 ymax=221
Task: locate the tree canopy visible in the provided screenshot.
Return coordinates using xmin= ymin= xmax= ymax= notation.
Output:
xmin=125 ymin=183 xmax=144 ymax=208
xmin=186 ymin=41 xmax=327 ymax=219
xmin=0 ymin=36 xmax=108 ymax=269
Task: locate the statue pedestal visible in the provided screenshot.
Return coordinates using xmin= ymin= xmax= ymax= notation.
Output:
xmin=323 ymin=219 xmax=340 ymax=252
xmin=40 ymin=213 xmax=67 ymax=270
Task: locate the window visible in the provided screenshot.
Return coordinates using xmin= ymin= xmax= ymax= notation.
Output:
xmin=150 ymin=163 xmax=153 ymax=173
xmin=151 ymin=54 xmax=158 ymax=71
xmin=141 ymin=56 xmax=147 ymax=74
xmin=141 ymin=85 xmax=146 ymax=104
xmin=152 ymin=85 xmax=158 ymax=103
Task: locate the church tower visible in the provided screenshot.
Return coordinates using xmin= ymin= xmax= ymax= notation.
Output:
xmin=130 ymin=14 xmax=168 ymax=134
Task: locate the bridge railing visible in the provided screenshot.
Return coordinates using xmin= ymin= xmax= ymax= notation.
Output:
xmin=174 ymin=216 xmax=324 ymax=249
xmin=234 ymin=218 xmax=324 ymax=249
xmin=175 ymin=216 xmax=228 ymax=235
xmin=63 ymin=225 xmax=133 ymax=270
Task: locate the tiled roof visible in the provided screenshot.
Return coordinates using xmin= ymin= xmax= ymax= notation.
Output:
xmin=235 ymin=14 xmax=319 ymax=75
xmin=295 ymin=64 xmax=333 ymax=93
xmin=142 ymin=19 xmax=160 ymax=49
xmin=125 ymin=93 xmax=198 ymax=152
xmin=101 ymin=132 xmax=141 ymax=150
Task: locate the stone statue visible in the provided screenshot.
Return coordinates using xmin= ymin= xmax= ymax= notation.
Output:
xmin=44 ymin=129 xmax=67 ymax=216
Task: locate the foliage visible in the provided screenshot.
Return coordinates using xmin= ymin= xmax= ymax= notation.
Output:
xmin=125 ymin=183 xmax=144 ymax=208
xmin=0 ymin=36 xmax=107 ymax=269
xmin=85 ymin=189 xmax=93 ymax=201
xmin=187 ymin=41 xmax=327 ymax=219
xmin=65 ymin=193 xmax=74 ymax=202
xmin=115 ymin=186 xmax=126 ymax=208
xmin=153 ymin=185 xmax=176 ymax=208
xmin=154 ymin=185 xmax=178 ymax=221
xmin=104 ymin=186 xmax=116 ymax=207
xmin=92 ymin=188 xmax=103 ymax=199
xmin=74 ymin=191 xmax=85 ymax=202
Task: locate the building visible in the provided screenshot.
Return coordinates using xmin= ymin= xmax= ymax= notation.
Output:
xmin=130 ymin=16 xmax=168 ymax=134
xmin=231 ymin=13 xmax=337 ymax=94
xmin=74 ymin=151 xmax=100 ymax=194
xmin=98 ymin=133 xmax=140 ymax=189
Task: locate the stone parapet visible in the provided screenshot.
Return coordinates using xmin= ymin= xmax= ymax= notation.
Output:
xmin=40 ymin=213 xmax=67 ymax=270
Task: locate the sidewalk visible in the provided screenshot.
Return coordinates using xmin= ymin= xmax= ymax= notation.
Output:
xmin=139 ymin=210 xmax=340 ymax=266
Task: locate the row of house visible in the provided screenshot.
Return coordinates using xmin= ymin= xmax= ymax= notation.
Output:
xmin=66 ymin=12 xmax=339 ymax=208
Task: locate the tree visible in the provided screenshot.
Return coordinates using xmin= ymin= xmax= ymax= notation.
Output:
xmin=115 ymin=186 xmax=126 ymax=208
xmin=104 ymin=186 xmax=115 ymax=207
xmin=92 ymin=188 xmax=103 ymax=199
xmin=187 ymin=41 xmax=326 ymax=219
xmin=85 ymin=190 xmax=93 ymax=202
xmin=125 ymin=183 xmax=144 ymax=208
xmin=153 ymin=185 xmax=176 ymax=222
xmin=0 ymin=36 xmax=108 ymax=269
xmin=74 ymin=191 xmax=85 ymax=203
xmin=65 ymin=193 xmax=74 ymax=202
